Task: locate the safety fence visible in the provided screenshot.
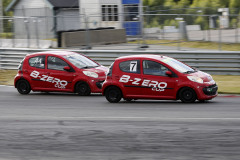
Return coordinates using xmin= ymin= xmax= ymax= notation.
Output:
xmin=0 ymin=48 xmax=239 ymax=75
xmin=1 ymin=13 xmax=240 ymax=50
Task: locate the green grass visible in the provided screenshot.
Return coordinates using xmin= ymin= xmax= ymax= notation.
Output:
xmin=212 ymin=75 xmax=240 ymax=94
xmin=130 ymin=39 xmax=240 ymax=51
xmin=0 ymin=70 xmax=17 ymax=86
xmin=0 ymin=70 xmax=239 ymax=94
xmin=0 ymin=32 xmax=13 ymax=39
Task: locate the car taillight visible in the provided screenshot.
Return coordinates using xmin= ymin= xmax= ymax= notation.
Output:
xmin=18 ymin=58 xmax=25 ymax=73
xmin=18 ymin=63 xmax=23 ymax=71
xmin=107 ymin=63 xmax=114 ymax=77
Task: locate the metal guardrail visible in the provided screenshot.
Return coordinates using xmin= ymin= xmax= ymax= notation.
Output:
xmin=0 ymin=48 xmax=240 ymax=75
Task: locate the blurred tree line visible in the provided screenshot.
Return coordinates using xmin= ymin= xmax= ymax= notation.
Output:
xmin=143 ymin=0 xmax=240 ymax=29
xmin=2 ymin=0 xmax=12 ymax=16
xmin=2 ymin=0 xmax=13 ymax=33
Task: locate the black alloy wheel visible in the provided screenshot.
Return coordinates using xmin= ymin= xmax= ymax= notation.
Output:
xmin=75 ymin=82 xmax=91 ymax=96
xmin=16 ymin=79 xmax=31 ymax=94
xmin=105 ymin=87 xmax=122 ymax=103
xmin=179 ymin=87 xmax=197 ymax=103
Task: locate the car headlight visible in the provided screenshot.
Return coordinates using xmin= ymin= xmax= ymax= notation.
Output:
xmin=207 ymin=74 xmax=213 ymax=81
xmin=83 ymin=71 xmax=98 ymax=78
xmin=187 ymin=76 xmax=203 ymax=84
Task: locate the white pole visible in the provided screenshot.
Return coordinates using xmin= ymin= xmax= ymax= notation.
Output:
xmin=78 ymin=0 xmax=82 ymax=29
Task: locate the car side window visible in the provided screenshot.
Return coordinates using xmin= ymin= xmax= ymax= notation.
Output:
xmin=47 ymin=56 xmax=69 ymax=71
xmin=29 ymin=56 xmax=45 ymax=69
xmin=143 ymin=60 xmax=169 ymax=76
xmin=119 ymin=60 xmax=140 ymax=74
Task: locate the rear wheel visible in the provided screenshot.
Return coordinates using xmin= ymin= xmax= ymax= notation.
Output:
xmin=75 ymin=82 xmax=91 ymax=96
xmin=16 ymin=79 xmax=31 ymax=95
xmin=105 ymin=87 xmax=122 ymax=103
xmin=179 ymin=87 xmax=197 ymax=103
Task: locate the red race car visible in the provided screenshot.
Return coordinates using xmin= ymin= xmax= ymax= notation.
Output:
xmin=14 ymin=51 xmax=108 ymax=95
xmin=102 ymin=54 xmax=218 ymax=103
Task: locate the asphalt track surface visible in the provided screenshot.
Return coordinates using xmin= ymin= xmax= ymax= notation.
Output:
xmin=0 ymin=85 xmax=240 ymax=160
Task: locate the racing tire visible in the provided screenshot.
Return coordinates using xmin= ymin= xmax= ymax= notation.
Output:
xmin=105 ymin=87 xmax=122 ymax=103
xmin=179 ymin=87 xmax=197 ymax=103
xmin=75 ymin=82 xmax=91 ymax=96
xmin=16 ymin=79 xmax=31 ymax=95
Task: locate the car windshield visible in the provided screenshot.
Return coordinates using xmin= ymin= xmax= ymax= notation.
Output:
xmin=161 ymin=56 xmax=196 ymax=73
xmin=64 ymin=53 xmax=99 ymax=69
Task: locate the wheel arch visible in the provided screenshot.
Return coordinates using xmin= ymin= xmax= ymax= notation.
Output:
xmin=103 ymin=85 xmax=123 ymax=96
xmin=16 ymin=78 xmax=32 ymax=94
xmin=74 ymin=80 xmax=90 ymax=93
xmin=15 ymin=78 xmax=31 ymax=89
xmin=176 ymin=86 xmax=198 ymax=100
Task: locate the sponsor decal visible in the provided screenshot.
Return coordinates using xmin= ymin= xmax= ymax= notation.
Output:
xmin=30 ymin=71 xmax=68 ymax=89
xmin=119 ymin=75 xmax=167 ymax=92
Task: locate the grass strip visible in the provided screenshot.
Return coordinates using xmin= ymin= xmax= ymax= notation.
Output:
xmin=129 ymin=40 xmax=240 ymax=51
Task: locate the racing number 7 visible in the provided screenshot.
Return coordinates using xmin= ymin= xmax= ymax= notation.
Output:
xmin=130 ymin=61 xmax=137 ymax=72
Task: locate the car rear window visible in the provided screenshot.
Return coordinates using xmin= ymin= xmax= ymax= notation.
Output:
xmin=29 ymin=56 xmax=45 ymax=69
xmin=119 ymin=60 xmax=140 ymax=74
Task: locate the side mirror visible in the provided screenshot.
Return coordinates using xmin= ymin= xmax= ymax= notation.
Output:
xmin=63 ymin=66 xmax=71 ymax=71
xmin=165 ymin=71 xmax=172 ymax=77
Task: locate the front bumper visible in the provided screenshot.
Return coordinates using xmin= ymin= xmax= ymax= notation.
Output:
xmin=89 ymin=79 xmax=105 ymax=93
xmin=196 ymin=83 xmax=218 ymax=100
xmin=96 ymin=80 xmax=104 ymax=89
xmin=202 ymin=84 xmax=218 ymax=96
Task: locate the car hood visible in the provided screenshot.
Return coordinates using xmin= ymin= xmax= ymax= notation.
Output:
xmin=83 ymin=65 xmax=108 ymax=77
xmin=189 ymin=71 xmax=215 ymax=84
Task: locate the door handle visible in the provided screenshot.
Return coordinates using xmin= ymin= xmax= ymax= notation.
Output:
xmin=24 ymin=70 xmax=28 ymax=73
xmin=115 ymin=76 xmax=119 ymax=80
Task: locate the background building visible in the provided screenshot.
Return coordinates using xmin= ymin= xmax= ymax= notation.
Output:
xmin=6 ymin=0 xmax=142 ymax=39
xmin=6 ymin=0 xmax=80 ymax=39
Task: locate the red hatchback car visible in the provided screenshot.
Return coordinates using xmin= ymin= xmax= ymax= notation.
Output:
xmin=102 ymin=54 xmax=218 ymax=103
xmin=14 ymin=51 xmax=108 ymax=95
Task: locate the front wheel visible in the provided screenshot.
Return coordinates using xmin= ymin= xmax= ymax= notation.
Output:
xmin=16 ymin=79 xmax=31 ymax=94
xmin=75 ymin=82 xmax=91 ymax=96
xmin=179 ymin=88 xmax=197 ymax=103
xmin=105 ymin=87 xmax=122 ymax=103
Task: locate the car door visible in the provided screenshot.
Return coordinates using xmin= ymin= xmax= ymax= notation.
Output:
xmin=46 ymin=56 xmax=75 ymax=91
xmin=117 ymin=59 xmax=143 ymax=97
xmin=27 ymin=55 xmax=46 ymax=90
xmin=142 ymin=60 xmax=177 ymax=99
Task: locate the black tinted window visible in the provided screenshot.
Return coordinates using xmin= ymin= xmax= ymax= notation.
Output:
xmin=119 ymin=60 xmax=140 ymax=74
xmin=29 ymin=56 xmax=45 ymax=69
xmin=143 ymin=60 xmax=169 ymax=76
xmin=47 ymin=56 xmax=69 ymax=71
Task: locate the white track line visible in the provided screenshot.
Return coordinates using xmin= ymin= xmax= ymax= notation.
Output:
xmin=0 ymin=85 xmax=14 ymax=87
xmin=1 ymin=116 xmax=240 ymax=121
